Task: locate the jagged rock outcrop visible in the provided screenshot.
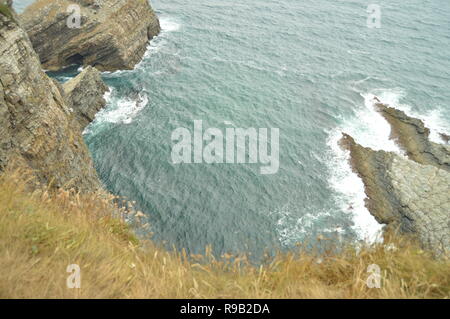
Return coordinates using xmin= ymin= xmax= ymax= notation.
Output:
xmin=64 ymin=66 xmax=109 ymax=130
xmin=341 ymin=133 xmax=450 ymax=257
xmin=0 ymin=9 xmax=101 ymax=192
xmin=376 ymin=103 xmax=450 ymax=172
xmin=21 ymin=0 xmax=161 ymax=71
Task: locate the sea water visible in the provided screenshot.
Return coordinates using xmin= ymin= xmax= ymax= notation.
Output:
xmin=15 ymin=0 xmax=450 ymax=258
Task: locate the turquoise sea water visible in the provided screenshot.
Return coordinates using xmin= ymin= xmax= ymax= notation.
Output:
xmin=16 ymin=1 xmax=450 ymax=258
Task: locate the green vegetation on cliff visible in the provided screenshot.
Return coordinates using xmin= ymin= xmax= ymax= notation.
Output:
xmin=0 ymin=4 xmax=13 ymax=21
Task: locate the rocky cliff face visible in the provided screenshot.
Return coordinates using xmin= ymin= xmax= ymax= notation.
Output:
xmin=20 ymin=0 xmax=160 ymax=72
xmin=63 ymin=66 xmax=109 ymax=130
xmin=0 ymin=10 xmax=101 ymax=192
xmin=341 ymin=110 xmax=450 ymax=257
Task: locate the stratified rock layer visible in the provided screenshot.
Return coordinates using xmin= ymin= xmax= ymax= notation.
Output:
xmin=63 ymin=66 xmax=109 ymax=130
xmin=341 ymin=134 xmax=450 ymax=257
xmin=376 ymin=103 xmax=450 ymax=172
xmin=0 ymin=11 xmax=101 ymax=192
xmin=21 ymin=0 xmax=161 ymax=71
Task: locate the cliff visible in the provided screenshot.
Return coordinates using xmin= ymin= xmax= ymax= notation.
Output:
xmin=20 ymin=0 xmax=161 ymax=71
xmin=63 ymin=66 xmax=109 ymax=130
xmin=341 ymin=110 xmax=450 ymax=257
xmin=0 ymin=7 xmax=102 ymax=192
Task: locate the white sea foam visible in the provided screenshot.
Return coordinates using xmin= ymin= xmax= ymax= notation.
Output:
xmin=140 ymin=17 xmax=181 ymax=70
xmin=83 ymin=87 xmax=114 ymax=135
xmin=103 ymin=87 xmax=113 ymax=103
xmin=101 ymin=94 xmax=148 ymax=125
xmin=374 ymin=89 xmax=450 ymax=143
xmin=159 ymin=17 xmax=181 ymax=33
xmin=91 ymin=17 xmax=181 ymax=125
xmin=92 ymin=88 xmax=148 ymax=125
xmin=322 ymin=93 xmax=408 ymax=244
xmin=325 ymin=129 xmax=384 ymax=244
xmin=272 ymin=207 xmax=334 ymax=247
xmin=273 ymin=94 xmax=397 ymax=246
xmin=349 ymin=93 xmax=403 ymax=153
xmin=324 ymin=88 xmax=449 ymax=244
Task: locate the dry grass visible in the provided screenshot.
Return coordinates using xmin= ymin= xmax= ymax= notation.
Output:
xmin=0 ymin=170 xmax=449 ymax=299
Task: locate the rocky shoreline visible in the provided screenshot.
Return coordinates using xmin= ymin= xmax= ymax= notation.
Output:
xmin=376 ymin=103 xmax=450 ymax=171
xmin=341 ymin=102 xmax=449 ymax=257
xmin=1 ymin=1 xmax=448 ymax=258
xmin=0 ymin=0 xmax=159 ymax=191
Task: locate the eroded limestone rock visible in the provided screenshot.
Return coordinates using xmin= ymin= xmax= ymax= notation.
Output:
xmin=21 ymin=0 xmax=161 ymax=71
xmin=341 ymin=133 xmax=450 ymax=257
xmin=376 ymin=103 xmax=450 ymax=172
xmin=0 ymin=11 xmax=101 ymax=192
xmin=63 ymin=66 xmax=109 ymax=130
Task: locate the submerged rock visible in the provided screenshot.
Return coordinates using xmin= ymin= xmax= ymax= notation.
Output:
xmin=63 ymin=66 xmax=109 ymax=130
xmin=20 ymin=0 xmax=161 ymax=71
xmin=341 ymin=133 xmax=450 ymax=257
xmin=0 ymin=10 xmax=101 ymax=192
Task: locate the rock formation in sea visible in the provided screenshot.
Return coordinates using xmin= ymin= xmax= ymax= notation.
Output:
xmin=63 ymin=66 xmax=109 ymax=130
xmin=341 ymin=105 xmax=450 ymax=257
xmin=376 ymin=103 xmax=450 ymax=171
xmin=21 ymin=0 xmax=161 ymax=71
xmin=0 ymin=5 xmax=103 ymax=192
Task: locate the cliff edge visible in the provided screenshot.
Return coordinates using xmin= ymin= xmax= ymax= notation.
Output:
xmin=21 ymin=0 xmax=161 ymax=71
xmin=0 ymin=7 xmax=103 ymax=192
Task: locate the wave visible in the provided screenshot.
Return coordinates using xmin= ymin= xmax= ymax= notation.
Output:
xmin=325 ymin=129 xmax=384 ymax=244
xmin=272 ymin=207 xmax=334 ymax=247
xmin=92 ymin=18 xmax=182 ymax=125
xmin=89 ymin=88 xmax=149 ymax=126
xmin=322 ymin=92 xmax=408 ymax=244
xmin=346 ymin=93 xmax=403 ymax=153
xmin=372 ymin=88 xmax=449 ymax=143
xmin=273 ymin=93 xmax=399 ymax=246
xmin=159 ymin=17 xmax=181 ymax=33
xmin=324 ymin=87 xmax=449 ymax=244
xmin=141 ymin=17 xmax=181 ymax=58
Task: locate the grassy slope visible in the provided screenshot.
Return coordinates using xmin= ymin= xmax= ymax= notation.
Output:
xmin=0 ymin=170 xmax=449 ymax=298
